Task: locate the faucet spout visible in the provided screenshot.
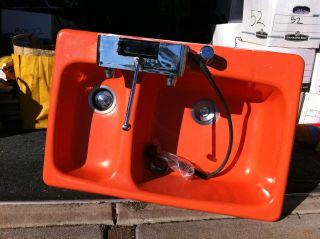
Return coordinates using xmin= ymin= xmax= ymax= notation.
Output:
xmin=122 ymin=58 xmax=141 ymax=131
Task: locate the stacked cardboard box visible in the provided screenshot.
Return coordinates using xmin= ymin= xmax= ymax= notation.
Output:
xmin=212 ymin=0 xmax=320 ymax=125
xmin=300 ymin=54 xmax=320 ymax=124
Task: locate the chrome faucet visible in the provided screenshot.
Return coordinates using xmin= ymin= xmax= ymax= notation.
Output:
xmin=97 ymin=34 xmax=189 ymax=131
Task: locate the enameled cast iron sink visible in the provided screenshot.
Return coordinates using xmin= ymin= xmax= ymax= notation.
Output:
xmin=43 ymin=29 xmax=304 ymax=221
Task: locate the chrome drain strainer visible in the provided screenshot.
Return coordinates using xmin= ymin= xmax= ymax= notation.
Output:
xmin=192 ymin=99 xmax=218 ymax=125
xmin=88 ymin=85 xmax=116 ymax=114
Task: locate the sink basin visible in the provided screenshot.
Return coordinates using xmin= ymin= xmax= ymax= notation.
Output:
xmin=43 ymin=29 xmax=304 ymax=221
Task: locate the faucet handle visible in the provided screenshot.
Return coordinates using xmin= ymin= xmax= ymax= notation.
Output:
xmin=122 ymin=58 xmax=141 ymax=131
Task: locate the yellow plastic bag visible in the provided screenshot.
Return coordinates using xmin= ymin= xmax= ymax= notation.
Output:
xmin=0 ymin=56 xmax=12 ymax=66
xmin=0 ymin=56 xmax=15 ymax=81
xmin=12 ymin=35 xmax=54 ymax=129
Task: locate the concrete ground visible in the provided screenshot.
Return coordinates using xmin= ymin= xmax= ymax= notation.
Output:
xmin=136 ymin=213 xmax=320 ymax=239
xmin=0 ymin=129 xmax=108 ymax=201
xmin=0 ymin=194 xmax=319 ymax=238
xmin=0 ymin=129 xmax=319 ymax=238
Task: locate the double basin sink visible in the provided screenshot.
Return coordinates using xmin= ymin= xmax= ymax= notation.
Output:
xmin=43 ymin=29 xmax=304 ymax=221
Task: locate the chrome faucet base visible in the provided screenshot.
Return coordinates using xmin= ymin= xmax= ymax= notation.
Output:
xmin=97 ymin=34 xmax=189 ymax=131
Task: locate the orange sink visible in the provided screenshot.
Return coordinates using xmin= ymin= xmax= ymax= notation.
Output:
xmin=43 ymin=29 xmax=304 ymax=221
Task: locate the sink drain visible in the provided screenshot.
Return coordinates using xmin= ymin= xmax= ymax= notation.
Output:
xmin=192 ymin=99 xmax=218 ymax=125
xmin=88 ymin=85 xmax=116 ymax=114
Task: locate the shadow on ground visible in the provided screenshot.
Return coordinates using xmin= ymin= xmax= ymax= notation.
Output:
xmin=0 ymin=129 xmax=318 ymax=205
xmin=282 ymin=143 xmax=320 ymax=218
xmin=0 ymin=130 xmax=109 ymax=201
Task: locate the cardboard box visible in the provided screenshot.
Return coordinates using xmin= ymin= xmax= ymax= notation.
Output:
xmin=298 ymin=93 xmax=320 ymax=124
xmin=241 ymin=0 xmax=320 ymax=48
xmin=212 ymin=23 xmax=240 ymax=47
xmin=310 ymin=53 xmax=320 ymax=94
xmin=1 ymin=9 xmax=55 ymax=42
xmin=212 ymin=23 xmax=316 ymax=91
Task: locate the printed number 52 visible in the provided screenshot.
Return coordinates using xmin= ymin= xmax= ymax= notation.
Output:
xmin=291 ymin=16 xmax=303 ymax=24
xmin=251 ymin=10 xmax=265 ymax=26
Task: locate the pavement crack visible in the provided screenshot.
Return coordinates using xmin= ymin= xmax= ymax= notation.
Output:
xmin=111 ymin=203 xmax=118 ymax=225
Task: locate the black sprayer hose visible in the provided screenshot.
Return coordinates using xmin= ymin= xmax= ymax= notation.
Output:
xmin=195 ymin=60 xmax=234 ymax=179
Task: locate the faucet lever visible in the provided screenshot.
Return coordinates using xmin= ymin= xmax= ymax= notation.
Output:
xmin=122 ymin=58 xmax=141 ymax=131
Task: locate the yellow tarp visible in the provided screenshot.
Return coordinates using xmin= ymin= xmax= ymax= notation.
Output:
xmin=12 ymin=54 xmax=54 ymax=129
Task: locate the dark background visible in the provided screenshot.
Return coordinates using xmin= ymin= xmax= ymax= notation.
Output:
xmin=0 ymin=0 xmax=242 ymax=44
